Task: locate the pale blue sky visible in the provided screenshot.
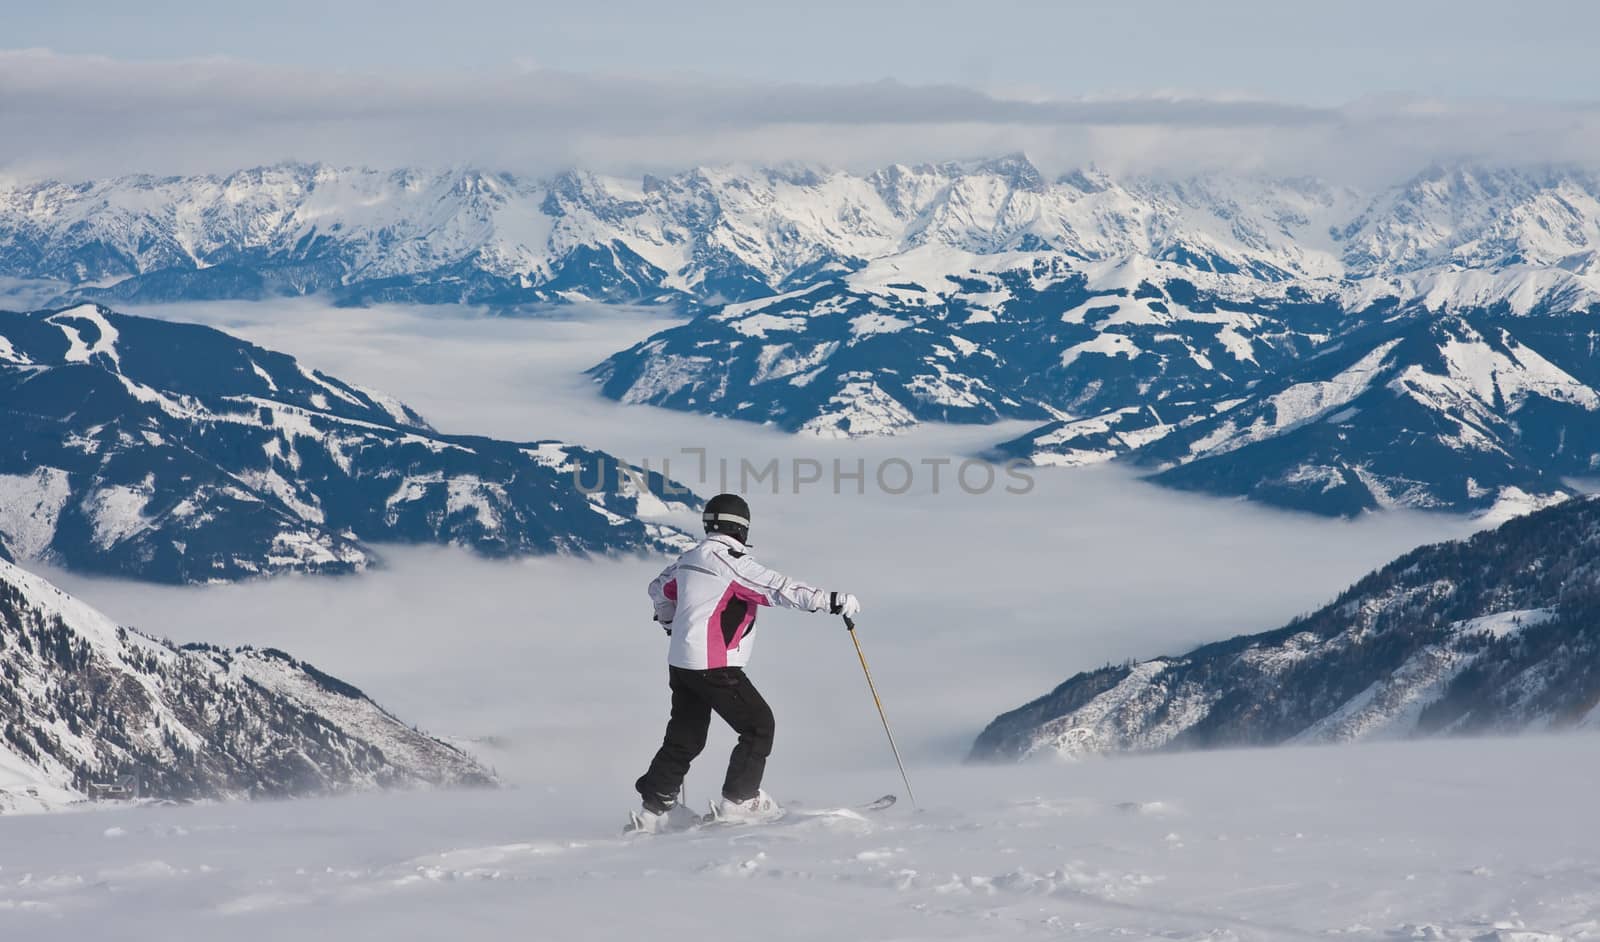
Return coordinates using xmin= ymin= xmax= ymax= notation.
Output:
xmin=5 ymin=1 xmax=1598 ymax=181
xmin=10 ymin=0 xmax=1599 ymax=103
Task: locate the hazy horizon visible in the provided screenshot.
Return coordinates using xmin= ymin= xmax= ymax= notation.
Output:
xmin=7 ymin=0 xmax=1600 ymax=186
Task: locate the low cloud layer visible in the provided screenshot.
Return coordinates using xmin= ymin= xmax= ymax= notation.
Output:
xmin=5 ymin=49 xmax=1600 ymax=185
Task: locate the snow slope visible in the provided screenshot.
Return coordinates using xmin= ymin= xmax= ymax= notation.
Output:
xmin=0 ymin=737 xmax=1595 ymax=941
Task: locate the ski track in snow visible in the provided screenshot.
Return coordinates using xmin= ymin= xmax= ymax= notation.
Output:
xmin=2 ymin=739 xmax=1596 ymax=941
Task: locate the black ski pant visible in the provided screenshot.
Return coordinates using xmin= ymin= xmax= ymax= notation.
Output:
xmin=636 ymin=666 xmax=775 ymax=806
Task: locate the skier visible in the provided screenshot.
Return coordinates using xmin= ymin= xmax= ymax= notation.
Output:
xmin=628 ymin=493 xmax=861 ymax=833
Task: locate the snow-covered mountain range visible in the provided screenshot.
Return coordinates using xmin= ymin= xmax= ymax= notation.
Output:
xmin=596 ymin=246 xmax=1600 ymax=515
xmin=0 ymin=303 xmax=692 ymax=583
xmin=8 ymin=158 xmax=1600 ymax=516
xmin=0 ymin=556 xmax=491 ymax=813
xmin=0 ymin=158 xmax=1352 ymax=307
xmin=7 ymin=159 xmax=1600 ymax=312
xmin=581 ymin=161 xmax=1600 ymax=516
xmin=969 ymin=495 xmax=1600 ymax=762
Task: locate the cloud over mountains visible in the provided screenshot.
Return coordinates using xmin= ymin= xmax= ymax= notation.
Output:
xmin=6 ymin=49 xmax=1600 ymax=184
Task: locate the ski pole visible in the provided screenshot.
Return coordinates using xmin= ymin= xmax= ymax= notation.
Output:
xmin=843 ymin=615 xmax=918 ymax=811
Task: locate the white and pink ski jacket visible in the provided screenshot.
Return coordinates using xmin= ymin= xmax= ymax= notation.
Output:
xmin=648 ymin=533 xmax=832 ymax=670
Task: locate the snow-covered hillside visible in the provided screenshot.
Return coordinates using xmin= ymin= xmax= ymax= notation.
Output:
xmin=0 ymin=303 xmax=693 ymax=583
xmin=1048 ymin=311 xmax=1600 ymax=516
xmin=592 ymin=251 xmax=1341 ymax=437
xmin=0 ymin=556 xmax=492 ymax=812
xmin=971 ymin=496 xmax=1600 ymax=761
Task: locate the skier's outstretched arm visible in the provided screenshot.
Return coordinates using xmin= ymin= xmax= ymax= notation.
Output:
xmin=724 ymin=555 xmax=860 ymax=618
xmin=647 ymin=562 xmax=678 ymax=626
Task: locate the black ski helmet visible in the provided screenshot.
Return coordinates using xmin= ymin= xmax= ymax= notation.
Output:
xmin=702 ymin=493 xmax=751 ymax=543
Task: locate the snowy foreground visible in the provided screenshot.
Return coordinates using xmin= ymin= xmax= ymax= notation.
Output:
xmin=2 ymin=735 xmax=1593 ymax=942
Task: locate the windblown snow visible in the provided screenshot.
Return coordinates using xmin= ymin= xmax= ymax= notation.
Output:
xmin=1 ymin=739 xmax=1596 ymax=942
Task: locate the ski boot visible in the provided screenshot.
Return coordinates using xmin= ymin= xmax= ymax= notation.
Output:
xmin=708 ymin=789 xmax=785 ymax=826
xmin=624 ymin=789 xmax=698 ymax=835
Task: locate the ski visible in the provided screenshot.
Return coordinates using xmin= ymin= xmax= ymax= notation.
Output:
xmin=627 ymin=793 xmax=897 ymax=835
xmin=858 ymin=793 xmax=898 ymax=813
xmin=623 ymin=805 xmax=702 ymax=836
xmin=788 ymin=793 xmax=897 ymax=815
xmin=699 ymin=793 xmax=897 ymax=828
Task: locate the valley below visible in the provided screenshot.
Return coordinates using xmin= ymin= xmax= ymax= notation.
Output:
xmin=33 ymin=299 xmax=1481 ymax=784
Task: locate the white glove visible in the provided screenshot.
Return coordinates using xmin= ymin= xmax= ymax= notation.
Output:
xmin=828 ymin=592 xmax=862 ymax=619
xmin=653 ymin=604 xmax=675 ymax=635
